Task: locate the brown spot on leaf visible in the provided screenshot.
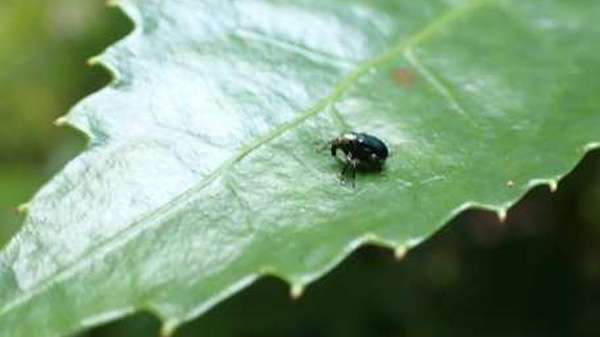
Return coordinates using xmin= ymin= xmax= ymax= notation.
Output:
xmin=392 ymin=68 xmax=417 ymax=87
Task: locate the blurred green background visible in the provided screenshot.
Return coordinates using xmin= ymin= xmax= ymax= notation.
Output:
xmin=1 ymin=1 xmax=600 ymax=336
xmin=0 ymin=0 xmax=129 ymax=245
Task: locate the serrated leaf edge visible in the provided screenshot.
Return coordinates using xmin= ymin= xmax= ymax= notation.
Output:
xmin=2 ymin=0 xmax=600 ymax=335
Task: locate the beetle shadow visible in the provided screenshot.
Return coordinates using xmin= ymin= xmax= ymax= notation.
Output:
xmin=338 ymin=161 xmax=388 ymax=188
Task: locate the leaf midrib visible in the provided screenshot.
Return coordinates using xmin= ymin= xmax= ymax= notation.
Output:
xmin=0 ymin=0 xmax=495 ymax=317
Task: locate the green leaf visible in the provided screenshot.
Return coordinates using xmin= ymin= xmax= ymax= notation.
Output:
xmin=1 ymin=0 xmax=599 ymax=336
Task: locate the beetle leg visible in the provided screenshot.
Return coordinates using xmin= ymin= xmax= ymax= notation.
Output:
xmin=331 ymin=143 xmax=339 ymax=157
xmin=350 ymin=158 xmax=359 ymax=187
xmin=338 ymin=155 xmax=352 ymax=186
xmin=339 ymin=164 xmax=353 ymax=187
xmin=340 ymin=162 xmax=348 ymax=176
xmin=343 ymin=155 xmax=359 ymax=188
xmin=336 ymin=164 xmax=348 ymax=187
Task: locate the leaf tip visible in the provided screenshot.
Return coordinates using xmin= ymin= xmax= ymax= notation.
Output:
xmin=496 ymin=208 xmax=507 ymax=223
xmin=105 ymin=0 xmax=121 ymax=8
xmin=584 ymin=142 xmax=600 ymax=152
xmin=290 ymin=284 xmax=304 ymax=300
xmin=394 ymin=246 xmax=407 ymax=261
xmin=160 ymin=320 xmax=177 ymax=337
xmin=548 ymin=180 xmax=558 ymax=193
xmin=16 ymin=203 xmax=30 ymax=215
xmin=86 ymin=56 xmax=103 ymax=68
xmin=53 ymin=116 xmax=68 ymax=127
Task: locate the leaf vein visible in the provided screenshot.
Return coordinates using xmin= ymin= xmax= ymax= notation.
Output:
xmin=404 ymin=48 xmax=474 ymax=122
xmin=0 ymin=0 xmax=496 ymax=318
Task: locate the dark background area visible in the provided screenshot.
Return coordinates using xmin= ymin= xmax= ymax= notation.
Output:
xmin=1 ymin=1 xmax=599 ymax=336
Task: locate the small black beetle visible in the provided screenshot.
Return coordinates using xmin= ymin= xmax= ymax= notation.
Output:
xmin=325 ymin=132 xmax=389 ymax=186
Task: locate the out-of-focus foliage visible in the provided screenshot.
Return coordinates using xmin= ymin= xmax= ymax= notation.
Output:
xmin=0 ymin=0 xmax=130 ymax=246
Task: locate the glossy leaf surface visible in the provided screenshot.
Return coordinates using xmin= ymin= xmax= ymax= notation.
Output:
xmin=1 ymin=0 xmax=599 ymax=336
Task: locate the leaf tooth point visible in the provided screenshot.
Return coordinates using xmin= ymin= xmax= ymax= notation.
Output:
xmin=394 ymin=246 xmax=407 ymax=261
xmin=160 ymin=320 xmax=176 ymax=337
xmin=497 ymin=209 xmax=507 ymax=223
xmin=16 ymin=203 xmax=30 ymax=215
xmin=548 ymin=180 xmax=558 ymax=193
xmin=584 ymin=142 xmax=600 ymax=152
xmin=290 ymin=284 xmax=304 ymax=300
xmin=86 ymin=56 xmax=102 ymax=67
xmin=53 ymin=117 xmax=67 ymax=127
